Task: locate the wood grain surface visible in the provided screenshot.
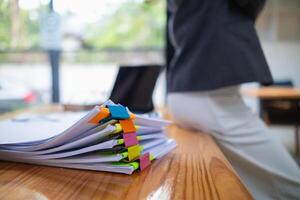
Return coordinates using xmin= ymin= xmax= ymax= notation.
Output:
xmin=0 ymin=105 xmax=252 ymax=200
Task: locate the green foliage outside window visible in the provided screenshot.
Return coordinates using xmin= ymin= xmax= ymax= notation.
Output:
xmin=85 ymin=1 xmax=165 ymax=49
xmin=0 ymin=0 xmax=165 ymax=51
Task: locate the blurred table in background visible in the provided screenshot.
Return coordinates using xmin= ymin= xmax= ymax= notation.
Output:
xmin=0 ymin=105 xmax=252 ymax=200
xmin=241 ymin=87 xmax=300 ymax=155
xmin=241 ymin=87 xmax=300 ymax=99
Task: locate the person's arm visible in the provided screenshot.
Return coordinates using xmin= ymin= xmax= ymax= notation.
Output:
xmin=231 ymin=0 xmax=266 ymax=19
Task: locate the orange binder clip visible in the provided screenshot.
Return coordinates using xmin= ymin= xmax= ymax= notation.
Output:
xmin=88 ymin=107 xmax=110 ymax=124
xmin=120 ymin=119 xmax=136 ymax=133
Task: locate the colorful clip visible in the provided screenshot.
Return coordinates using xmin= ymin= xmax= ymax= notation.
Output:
xmin=123 ymin=132 xmax=138 ymax=147
xmin=129 ymin=113 xmax=136 ymax=120
xmin=113 ymin=161 xmax=139 ymax=171
xmin=127 ymin=145 xmax=141 ymax=161
xmin=107 ymin=105 xmax=130 ymax=120
xmin=88 ymin=107 xmax=110 ymax=124
xmin=139 ymin=152 xmax=151 ymax=171
xmin=120 ymin=119 xmax=136 ymax=133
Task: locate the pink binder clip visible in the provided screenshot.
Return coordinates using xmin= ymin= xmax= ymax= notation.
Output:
xmin=123 ymin=132 xmax=138 ymax=147
xmin=139 ymin=152 xmax=151 ymax=171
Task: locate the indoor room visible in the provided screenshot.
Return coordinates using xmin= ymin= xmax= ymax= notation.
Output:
xmin=0 ymin=0 xmax=299 ymax=199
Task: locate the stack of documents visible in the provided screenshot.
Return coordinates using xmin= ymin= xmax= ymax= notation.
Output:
xmin=0 ymin=102 xmax=176 ymax=174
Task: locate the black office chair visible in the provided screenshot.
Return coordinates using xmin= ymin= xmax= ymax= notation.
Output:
xmin=260 ymin=80 xmax=300 ymax=154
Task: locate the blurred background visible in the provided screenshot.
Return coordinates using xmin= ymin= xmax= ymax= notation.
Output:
xmin=0 ymin=0 xmax=299 ymax=154
xmin=0 ymin=0 xmax=166 ymax=111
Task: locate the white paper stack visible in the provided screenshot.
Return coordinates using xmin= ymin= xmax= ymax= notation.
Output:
xmin=0 ymin=101 xmax=176 ymax=174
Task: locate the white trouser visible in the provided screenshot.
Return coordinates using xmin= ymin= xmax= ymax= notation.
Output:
xmin=167 ymin=86 xmax=300 ymax=200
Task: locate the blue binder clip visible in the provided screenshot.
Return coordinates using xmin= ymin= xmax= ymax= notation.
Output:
xmin=107 ymin=105 xmax=130 ymax=119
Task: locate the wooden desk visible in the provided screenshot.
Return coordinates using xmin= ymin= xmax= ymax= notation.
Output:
xmin=0 ymin=105 xmax=252 ymax=200
xmin=242 ymin=87 xmax=300 ymax=155
xmin=241 ymin=87 xmax=300 ymax=100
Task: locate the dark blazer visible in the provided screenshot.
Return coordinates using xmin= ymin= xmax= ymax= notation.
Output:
xmin=166 ymin=0 xmax=273 ymax=92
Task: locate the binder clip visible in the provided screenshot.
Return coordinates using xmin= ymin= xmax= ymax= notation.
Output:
xmin=107 ymin=105 xmax=130 ymax=119
xmin=123 ymin=132 xmax=138 ymax=147
xmin=120 ymin=119 xmax=136 ymax=133
xmin=88 ymin=107 xmax=110 ymax=124
xmin=139 ymin=152 xmax=151 ymax=171
xmin=127 ymin=145 xmax=141 ymax=161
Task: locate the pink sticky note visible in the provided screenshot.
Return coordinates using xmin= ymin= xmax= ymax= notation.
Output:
xmin=123 ymin=132 xmax=138 ymax=147
xmin=140 ymin=153 xmax=151 ymax=171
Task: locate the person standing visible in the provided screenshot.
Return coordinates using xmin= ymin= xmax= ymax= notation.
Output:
xmin=40 ymin=3 xmax=62 ymax=103
xmin=166 ymin=0 xmax=300 ymax=199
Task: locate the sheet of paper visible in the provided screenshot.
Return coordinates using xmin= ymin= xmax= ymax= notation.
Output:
xmin=1 ymin=139 xmax=176 ymax=164
xmin=134 ymin=115 xmax=171 ymax=127
xmin=0 ymin=139 xmax=118 ymax=159
xmin=0 ymin=107 xmax=100 ymax=151
xmin=136 ymin=125 xmax=165 ymax=135
xmin=0 ymin=112 xmax=84 ymax=144
xmin=0 ymin=101 xmax=176 ymax=174
xmin=0 ymin=138 xmax=176 ymax=174
xmin=140 ymin=138 xmax=167 ymax=150
xmin=1 ymin=125 xmax=115 ymax=155
xmin=139 ymin=132 xmax=166 ymax=140
xmin=146 ymin=139 xmax=177 ymax=159
xmin=1 ymin=156 xmax=135 ymax=174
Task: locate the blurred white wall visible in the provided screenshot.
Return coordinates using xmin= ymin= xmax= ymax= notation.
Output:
xmin=243 ymin=0 xmax=300 ymax=114
xmin=262 ymin=42 xmax=300 ymax=87
xmin=256 ymin=0 xmax=300 ymax=86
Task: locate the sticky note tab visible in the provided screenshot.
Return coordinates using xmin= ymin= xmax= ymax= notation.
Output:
xmin=88 ymin=107 xmax=110 ymax=124
xmin=123 ymin=132 xmax=138 ymax=147
xmin=120 ymin=119 xmax=136 ymax=133
xmin=107 ymin=105 xmax=130 ymax=119
xmin=139 ymin=152 xmax=151 ymax=171
xmin=127 ymin=145 xmax=141 ymax=161
xmin=113 ymin=161 xmax=139 ymax=170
